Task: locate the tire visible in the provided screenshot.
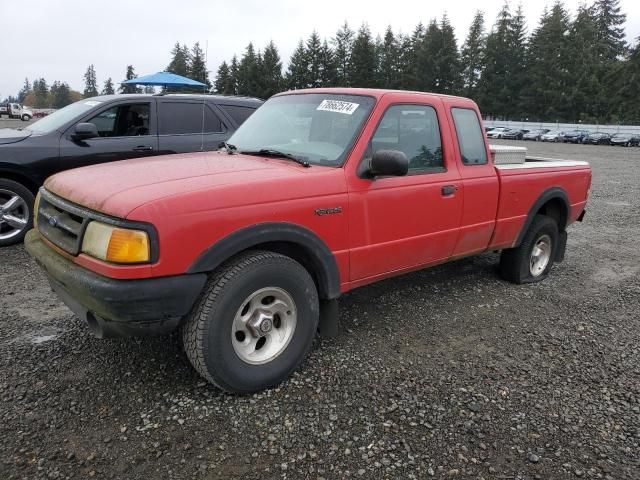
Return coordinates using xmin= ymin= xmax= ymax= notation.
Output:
xmin=499 ymin=215 xmax=558 ymax=284
xmin=0 ymin=179 xmax=35 ymax=247
xmin=182 ymin=250 xmax=319 ymax=393
xmin=21 ymin=114 xmax=30 ymax=121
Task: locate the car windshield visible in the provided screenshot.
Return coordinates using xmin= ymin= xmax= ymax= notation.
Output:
xmin=26 ymin=99 xmax=103 ymax=134
xmin=228 ymin=93 xmax=375 ymax=166
xmin=612 ymin=134 xmax=629 ymax=139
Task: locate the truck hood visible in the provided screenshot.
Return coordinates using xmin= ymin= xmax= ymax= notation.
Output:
xmin=0 ymin=128 xmax=32 ymax=145
xmin=44 ymin=151 xmax=342 ymax=218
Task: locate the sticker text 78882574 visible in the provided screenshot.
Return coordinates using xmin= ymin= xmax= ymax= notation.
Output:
xmin=316 ymin=100 xmax=359 ymax=115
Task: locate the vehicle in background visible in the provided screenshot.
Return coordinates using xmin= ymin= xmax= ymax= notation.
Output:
xmin=540 ymin=130 xmax=564 ymax=142
xmin=0 ymin=103 xmax=33 ymax=121
xmin=582 ymin=132 xmax=611 ymax=145
xmin=501 ymin=129 xmax=527 ymax=140
xmin=0 ymin=93 xmax=263 ymax=246
xmin=487 ymin=127 xmax=509 ymax=139
xmin=561 ymin=130 xmax=590 ymax=144
xmin=522 ymin=129 xmax=550 ymax=141
xmin=609 ymin=133 xmax=640 ymax=147
xmin=26 ymin=87 xmax=592 ymax=393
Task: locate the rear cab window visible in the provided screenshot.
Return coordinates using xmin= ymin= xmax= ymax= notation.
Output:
xmin=158 ymin=102 xmax=225 ymax=135
xmin=451 ymin=108 xmax=487 ymax=165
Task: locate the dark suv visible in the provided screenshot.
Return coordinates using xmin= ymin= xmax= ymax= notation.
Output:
xmin=0 ymin=94 xmax=262 ymax=246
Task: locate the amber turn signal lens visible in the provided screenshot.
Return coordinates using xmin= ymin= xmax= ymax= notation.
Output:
xmin=106 ymin=228 xmax=150 ymax=263
xmin=82 ymin=221 xmax=150 ymax=264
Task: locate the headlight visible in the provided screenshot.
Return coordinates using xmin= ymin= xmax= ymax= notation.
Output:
xmin=82 ymin=221 xmax=150 ymax=263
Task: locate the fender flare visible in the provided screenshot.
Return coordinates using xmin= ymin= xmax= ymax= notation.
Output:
xmin=187 ymin=222 xmax=342 ymax=299
xmin=514 ymin=187 xmax=569 ymax=247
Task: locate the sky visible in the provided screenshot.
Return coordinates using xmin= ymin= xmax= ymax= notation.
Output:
xmin=1 ymin=0 xmax=639 ymax=98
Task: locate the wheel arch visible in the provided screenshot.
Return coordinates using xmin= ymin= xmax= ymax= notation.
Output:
xmin=0 ymin=168 xmax=40 ymax=195
xmin=514 ymin=187 xmax=569 ymax=247
xmin=187 ymin=222 xmax=341 ymax=300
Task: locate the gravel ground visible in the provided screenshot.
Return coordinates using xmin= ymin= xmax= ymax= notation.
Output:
xmin=1 ymin=141 xmax=639 ymax=480
xmin=0 ymin=118 xmax=35 ymax=129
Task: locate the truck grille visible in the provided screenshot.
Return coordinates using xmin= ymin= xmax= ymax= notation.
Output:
xmin=37 ymin=189 xmax=90 ymax=255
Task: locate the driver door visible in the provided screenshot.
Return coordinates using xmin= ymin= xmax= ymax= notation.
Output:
xmin=59 ymin=101 xmax=158 ymax=172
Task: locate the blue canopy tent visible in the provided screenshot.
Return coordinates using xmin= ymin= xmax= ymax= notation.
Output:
xmin=121 ymin=71 xmax=207 ymax=90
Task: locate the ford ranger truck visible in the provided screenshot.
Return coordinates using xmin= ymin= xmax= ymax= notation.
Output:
xmin=25 ymin=88 xmax=592 ymax=393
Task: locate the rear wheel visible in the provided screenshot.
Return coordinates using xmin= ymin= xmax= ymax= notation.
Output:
xmin=0 ymin=179 xmax=34 ymax=247
xmin=499 ymin=215 xmax=558 ymax=284
xmin=182 ymin=250 xmax=319 ymax=393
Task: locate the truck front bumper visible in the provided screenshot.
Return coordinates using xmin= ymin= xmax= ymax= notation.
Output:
xmin=25 ymin=230 xmax=207 ymax=338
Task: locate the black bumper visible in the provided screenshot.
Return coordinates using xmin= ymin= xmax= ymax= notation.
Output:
xmin=25 ymin=230 xmax=207 ymax=338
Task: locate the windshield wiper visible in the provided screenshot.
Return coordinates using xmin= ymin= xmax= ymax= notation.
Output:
xmin=219 ymin=141 xmax=237 ymax=154
xmin=240 ymin=149 xmax=310 ymax=168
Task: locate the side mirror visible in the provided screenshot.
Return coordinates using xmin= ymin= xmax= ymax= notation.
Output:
xmin=368 ymin=149 xmax=409 ymax=178
xmin=72 ymin=123 xmax=99 ymax=141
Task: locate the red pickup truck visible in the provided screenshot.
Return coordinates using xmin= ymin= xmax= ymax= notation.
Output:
xmin=26 ymin=88 xmax=591 ymax=393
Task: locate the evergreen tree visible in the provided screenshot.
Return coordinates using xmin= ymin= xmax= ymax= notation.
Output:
xmin=437 ymin=14 xmax=463 ymax=94
xmin=33 ymin=78 xmax=49 ymax=108
xmin=415 ymin=20 xmax=441 ymax=91
xmin=189 ymin=42 xmax=210 ymax=89
xmin=350 ymin=24 xmax=377 ymax=87
xmin=305 ymin=31 xmax=324 ymax=88
xmin=215 ymin=61 xmax=232 ymax=94
xmin=398 ymin=23 xmax=425 ymax=90
xmin=377 ymin=26 xmax=399 ymax=89
xmin=460 ymin=11 xmax=486 ymax=98
xmin=50 ymin=81 xmax=72 ymax=108
xmin=167 ymin=42 xmax=190 ymax=76
xmin=286 ymin=40 xmax=310 ymax=89
xmin=567 ymin=5 xmax=606 ymax=121
xmin=332 ymin=22 xmax=355 ymax=86
xmin=593 ymin=0 xmax=627 ymax=61
xmin=477 ymin=3 xmax=527 ymax=118
xmin=83 ymin=64 xmax=98 ymax=98
xmin=614 ymin=38 xmax=640 ymax=122
xmin=18 ymin=78 xmax=31 ymax=103
xmin=119 ymin=65 xmax=142 ymax=93
xmin=319 ymin=40 xmax=338 ymax=87
xmin=228 ymin=56 xmax=240 ymax=95
xmin=101 ymin=77 xmax=115 ymax=95
xmin=260 ymin=41 xmax=283 ymax=97
xmin=525 ymin=2 xmax=572 ymax=120
xmin=237 ymin=43 xmax=261 ymax=96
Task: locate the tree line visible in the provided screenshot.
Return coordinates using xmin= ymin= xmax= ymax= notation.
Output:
xmin=207 ymin=0 xmax=638 ymax=123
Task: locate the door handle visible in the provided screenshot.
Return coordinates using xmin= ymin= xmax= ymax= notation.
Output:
xmin=132 ymin=146 xmax=153 ymax=152
xmin=441 ymin=185 xmax=458 ymax=196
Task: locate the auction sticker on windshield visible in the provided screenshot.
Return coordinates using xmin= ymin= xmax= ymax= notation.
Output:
xmin=84 ymin=101 xmax=102 ymax=107
xmin=317 ymin=100 xmax=359 ymax=115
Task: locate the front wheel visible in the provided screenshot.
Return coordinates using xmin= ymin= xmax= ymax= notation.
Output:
xmin=0 ymin=179 xmax=34 ymax=247
xmin=21 ymin=115 xmax=31 ymax=121
xmin=182 ymin=250 xmax=319 ymax=393
xmin=499 ymin=215 xmax=558 ymax=284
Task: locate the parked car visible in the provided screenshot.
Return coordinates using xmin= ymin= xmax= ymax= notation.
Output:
xmin=540 ymin=130 xmax=564 ymax=142
xmin=502 ymin=129 xmax=526 ymax=140
xmin=0 ymin=103 xmax=33 ymax=121
xmin=609 ymin=133 xmax=640 ymax=147
xmin=582 ymin=132 xmax=611 ymax=145
xmin=487 ymin=127 xmax=509 ymax=139
xmin=0 ymin=93 xmax=263 ymax=246
xmin=522 ymin=129 xmax=550 ymax=141
xmin=561 ymin=130 xmax=590 ymax=144
xmin=26 ymin=88 xmax=592 ymax=393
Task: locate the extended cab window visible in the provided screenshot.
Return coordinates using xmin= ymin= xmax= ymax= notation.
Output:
xmin=371 ymin=105 xmax=443 ymax=172
xmin=159 ymin=102 xmax=224 ymax=135
xmin=219 ymin=104 xmax=256 ymax=125
xmin=87 ymin=103 xmax=150 ymax=137
xmin=451 ymin=108 xmax=487 ymax=165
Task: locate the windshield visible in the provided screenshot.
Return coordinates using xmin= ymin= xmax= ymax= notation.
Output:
xmin=27 ymin=99 xmax=103 ymax=134
xmin=228 ymin=93 xmax=375 ymax=166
